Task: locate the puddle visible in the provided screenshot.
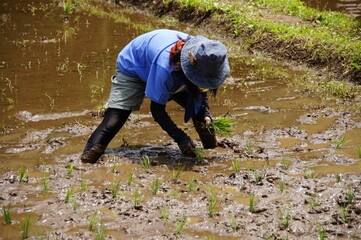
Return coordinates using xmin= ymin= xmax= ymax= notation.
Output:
xmin=0 ymin=0 xmax=360 ymax=239
xmin=298 ymin=116 xmax=338 ymax=135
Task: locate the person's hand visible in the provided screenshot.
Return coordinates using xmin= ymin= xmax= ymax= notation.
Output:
xmin=204 ymin=116 xmax=212 ymax=126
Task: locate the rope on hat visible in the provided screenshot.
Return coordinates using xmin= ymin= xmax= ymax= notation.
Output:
xmin=188 ymin=51 xmax=197 ymax=66
xmin=169 ymin=40 xmax=185 ymax=60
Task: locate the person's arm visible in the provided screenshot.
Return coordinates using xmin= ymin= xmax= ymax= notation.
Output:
xmin=194 ymin=91 xmax=212 ymax=125
xmin=150 ymin=100 xmax=196 ymax=157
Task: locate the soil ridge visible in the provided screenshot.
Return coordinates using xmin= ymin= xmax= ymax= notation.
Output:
xmin=116 ymin=0 xmax=361 ymax=84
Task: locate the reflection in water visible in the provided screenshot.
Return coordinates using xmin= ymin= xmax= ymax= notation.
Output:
xmin=302 ymin=0 xmax=361 ymax=19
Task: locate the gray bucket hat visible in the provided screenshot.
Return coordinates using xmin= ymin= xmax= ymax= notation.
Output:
xmin=180 ymin=35 xmax=230 ymax=89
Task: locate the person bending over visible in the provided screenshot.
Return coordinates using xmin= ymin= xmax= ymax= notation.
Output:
xmin=81 ymin=29 xmax=230 ymax=163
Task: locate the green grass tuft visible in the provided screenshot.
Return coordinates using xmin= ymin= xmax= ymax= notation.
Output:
xmin=20 ymin=215 xmax=31 ymax=240
xmin=249 ymin=191 xmax=256 ymax=213
xmin=62 ymin=0 xmax=74 ymax=14
xmin=133 ymin=189 xmax=141 ymax=207
xmin=2 ymin=205 xmax=12 ymax=224
xmin=175 ymin=217 xmax=187 ymax=234
xmin=88 ymin=211 xmax=98 ymax=232
xmin=209 ymin=114 xmax=236 ymax=136
xmin=64 ymin=187 xmax=73 ymax=203
xmin=232 ymin=159 xmax=241 ymax=173
xmin=193 ymin=148 xmax=205 ymax=162
xmin=149 ymin=177 xmax=161 ymax=195
xmin=141 ymin=155 xmax=152 ymax=169
xmin=332 ymin=135 xmax=350 ymax=149
xmin=111 ymin=182 xmax=121 ymax=199
xmin=19 ymin=166 xmax=27 ymax=182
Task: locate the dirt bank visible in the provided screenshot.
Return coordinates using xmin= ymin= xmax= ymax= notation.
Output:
xmin=117 ymin=0 xmax=361 ymax=84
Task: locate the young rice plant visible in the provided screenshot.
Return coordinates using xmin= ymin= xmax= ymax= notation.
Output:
xmin=209 ymin=114 xmax=236 ymax=136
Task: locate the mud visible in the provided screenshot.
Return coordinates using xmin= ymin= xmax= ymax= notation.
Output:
xmin=0 ymin=0 xmax=360 ymax=239
xmin=1 ymin=108 xmax=361 ymax=239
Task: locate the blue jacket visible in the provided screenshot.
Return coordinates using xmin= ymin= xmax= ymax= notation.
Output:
xmin=117 ymin=29 xmax=189 ymax=105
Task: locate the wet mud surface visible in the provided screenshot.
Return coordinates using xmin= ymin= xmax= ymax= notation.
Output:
xmin=0 ymin=0 xmax=361 ymax=239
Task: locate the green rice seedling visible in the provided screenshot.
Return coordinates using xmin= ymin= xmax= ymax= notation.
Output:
xmin=208 ymin=189 xmax=217 ymax=218
xmin=170 ymin=165 xmax=185 ymax=180
xmin=149 ymin=177 xmax=161 ymax=195
xmin=42 ymin=176 xmax=49 ymax=193
xmin=279 ymin=180 xmax=285 ymax=193
xmin=308 ymin=196 xmax=320 ymax=209
xmin=88 ymin=211 xmax=98 ymax=232
xmin=127 ymin=172 xmax=134 ymax=185
xmin=2 ymin=205 xmax=12 ymax=224
xmin=111 ymin=158 xmax=118 ymax=173
xmin=280 ymin=205 xmax=291 ymax=229
xmin=64 ymin=187 xmax=73 ymax=203
xmin=80 ymin=178 xmax=87 ymax=192
xmin=95 ymin=224 xmax=106 ymax=240
xmin=339 ymin=207 xmax=349 ymax=223
xmin=209 ymin=114 xmax=236 ymax=136
xmin=111 ymin=182 xmax=121 ymax=199
xmin=71 ymin=199 xmax=78 ymax=213
xmin=355 ymin=146 xmax=361 ymax=158
xmin=265 ymin=233 xmax=275 ymax=240
xmin=141 ymin=155 xmax=152 ymax=169
xmin=160 ymin=207 xmax=169 ymax=220
xmin=133 ymin=189 xmax=141 ymax=207
xmin=20 ymin=215 xmax=31 ymax=240
xmin=305 ymin=169 xmax=316 ymax=179
xmin=232 ymin=159 xmax=241 ymax=173
xmin=175 ymin=217 xmax=187 ymax=234
xmin=335 ymin=173 xmax=341 ymax=183
xmin=249 ymin=191 xmax=256 ymax=213
xmin=280 ymin=157 xmax=292 ymax=170
xmin=230 ymin=214 xmax=237 ymax=232
xmin=170 ymin=188 xmax=181 ymax=200
xmin=67 ymin=163 xmax=74 ymax=175
xmin=19 ymin=165 xmax=27 ymax=182
xmin=193 ymin=148 xmax=204 ymax=162
xmin=332 ymin=135 xmax=350 ymax=149
xmin=187 ymin=176 xmax=197 ymax=192
xmin=245 ymin=139 xmax=254 ymax=155
xmin=317 ymin=223 xmax=326 ymax=240
xmin=62 ymin=0 xmax=73 ymax=14
xmin=346 ymin=188 xmax=355 ymax=204
xmin=251 ymin=169 xmax=263 ymax=183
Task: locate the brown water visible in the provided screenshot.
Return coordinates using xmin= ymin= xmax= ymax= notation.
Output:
xmin=1 ymin=0 xmax=361 ymax=239
xmin=301 ymin=0 xmax=361 ymax=18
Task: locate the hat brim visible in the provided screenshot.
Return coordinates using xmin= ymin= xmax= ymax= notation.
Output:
xmin=180 ymin=35 xmax=230 ymax=89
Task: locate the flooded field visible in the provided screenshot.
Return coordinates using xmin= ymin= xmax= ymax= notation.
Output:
xmin=0 ymin=0 xmax=360 ymax=239
xmin=301 ymin=0 xmax=361 ymax=19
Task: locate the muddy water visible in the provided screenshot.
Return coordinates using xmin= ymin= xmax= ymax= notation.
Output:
xmin=1 ymin=0 xmax=361 ymax=239
xmin=301 ymin=0 xmax=361 ymax=19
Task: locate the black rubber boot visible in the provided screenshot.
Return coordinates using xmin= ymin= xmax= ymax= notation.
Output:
xmin=81 ymin=144 xmax=106 ymax=164
xmin=193 ymin=119 xmax=217 ymax=149
xmin=177 ymin=135 xmax=196 ymax=157
xmin=81 ymin=108 xmax=131 ymax=164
